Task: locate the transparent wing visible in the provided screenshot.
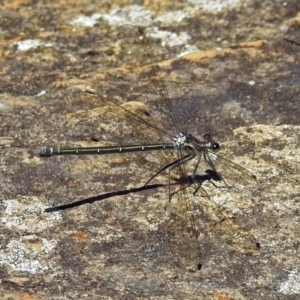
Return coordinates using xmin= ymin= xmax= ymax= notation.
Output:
xmin=77 ymin=89 xmax=174 ymax=144
xmin=166 ymin=180 xmax=208 ymax=270
xmin=192 ymin=189 xmax=260 ymax=255
xmin=205 ymin=150 xmax=257 ymax=186
xmin=119 ymin=24 xmax=182 ymax=136
xmin=118 ymin=25 xmax=192 ymax=182
xmin=167 ymin=176 xmax=259 ymax=270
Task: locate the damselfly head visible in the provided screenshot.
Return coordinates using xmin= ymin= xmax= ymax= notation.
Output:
xmin=203 ymin=133 xmax=220 ymax=151
xmin=212 ymin=142 xmax=220 ymax=151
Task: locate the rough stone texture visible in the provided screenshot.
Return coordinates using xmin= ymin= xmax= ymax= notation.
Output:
xmin=0 ymin=1 xmax=300 ymax=299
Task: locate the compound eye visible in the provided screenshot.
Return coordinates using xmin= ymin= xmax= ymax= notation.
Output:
xmin=213 ymin=142 xmax=220 ymax=151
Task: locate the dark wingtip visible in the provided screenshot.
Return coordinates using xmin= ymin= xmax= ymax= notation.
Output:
xmin=251 ymin=173 xmax=257 ymax=181
xmin=197 ymin=262 xmax=203 ymax=271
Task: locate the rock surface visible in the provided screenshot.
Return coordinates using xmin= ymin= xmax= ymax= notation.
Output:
xmin=0 ymin=1 xmax=300 ymax=299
